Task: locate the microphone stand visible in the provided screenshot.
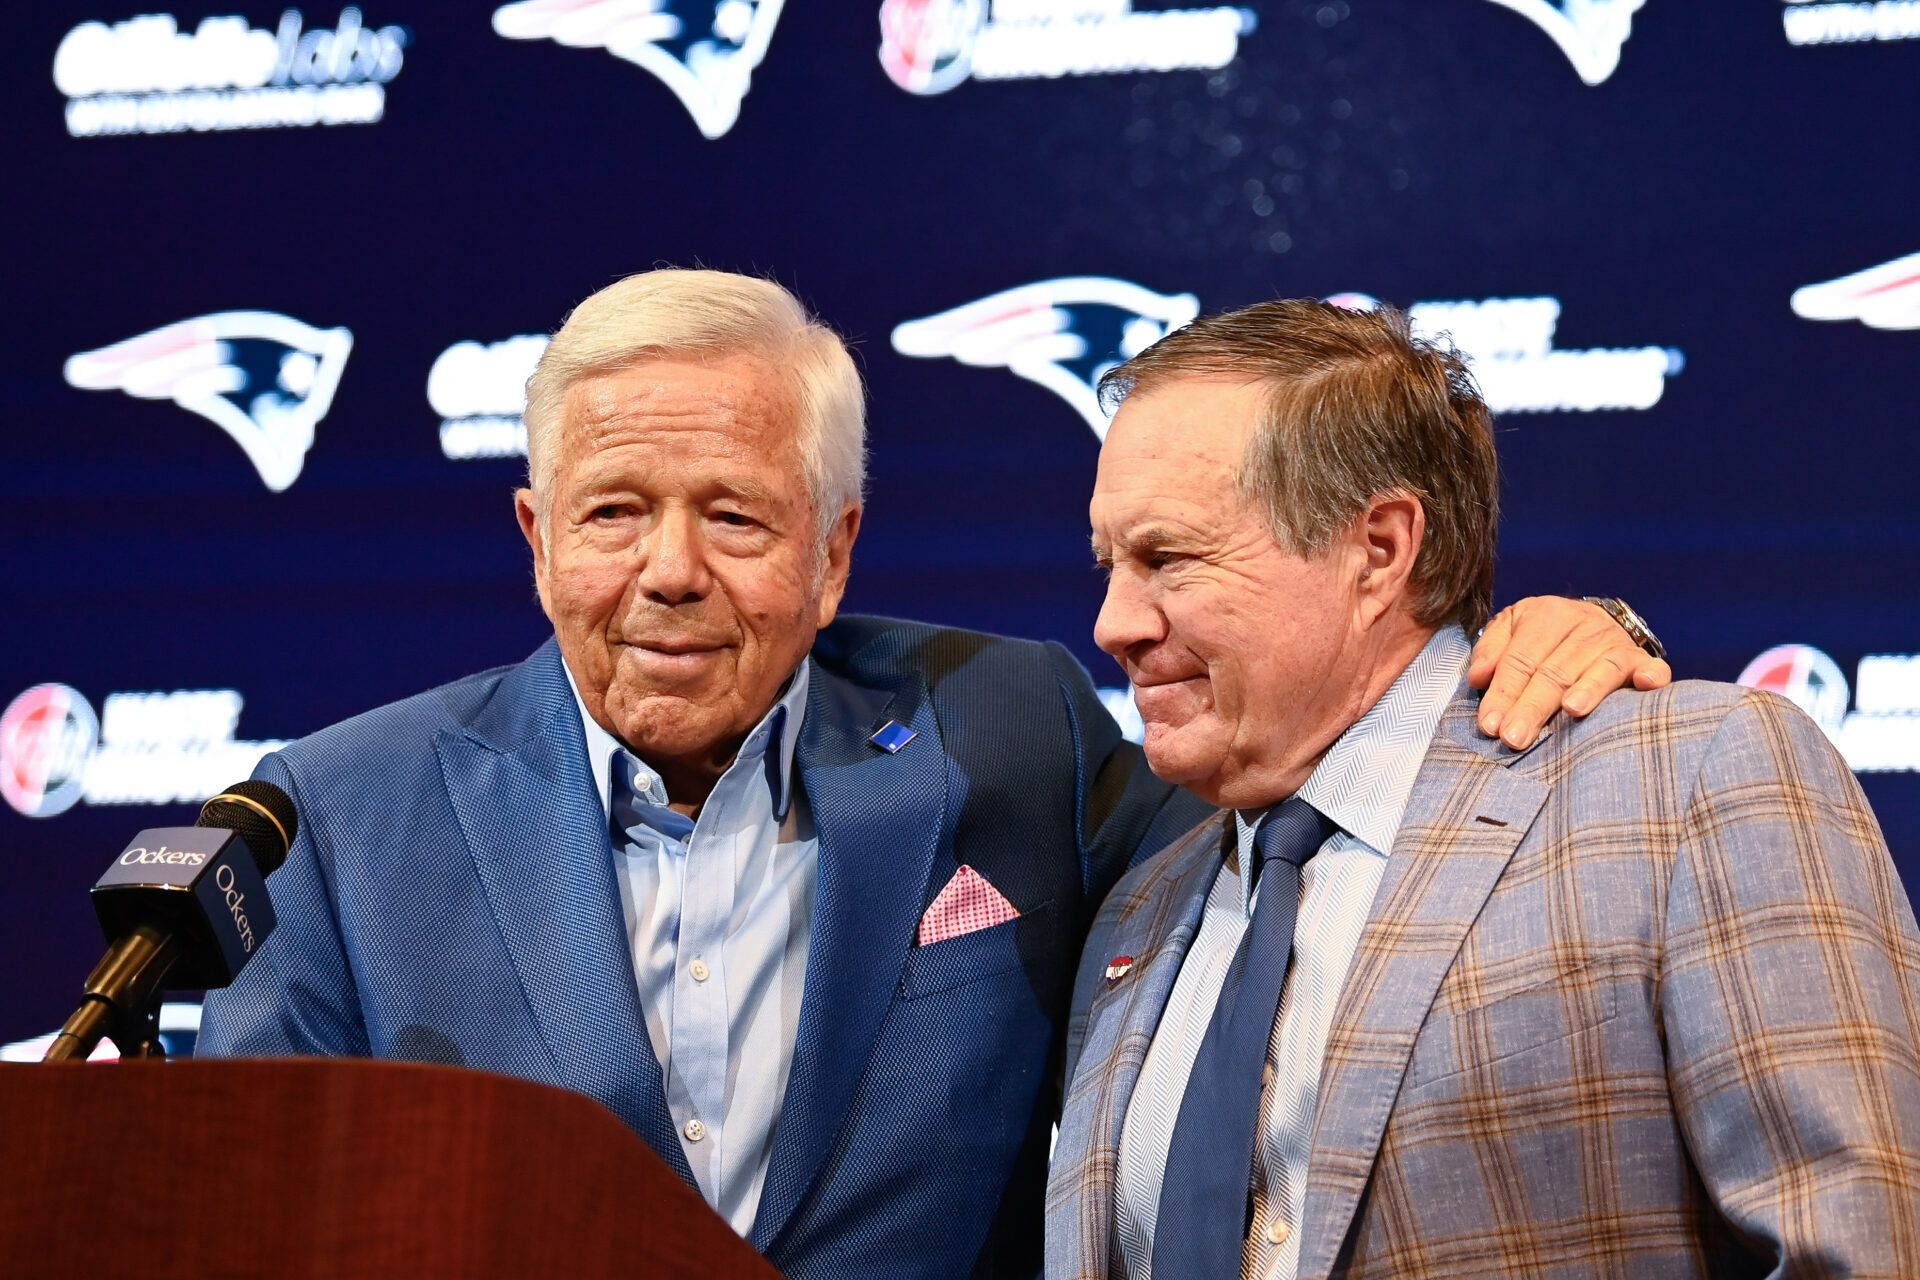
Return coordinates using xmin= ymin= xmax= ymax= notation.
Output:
xmin=42 ymin=925 xmax=181 ymax=1062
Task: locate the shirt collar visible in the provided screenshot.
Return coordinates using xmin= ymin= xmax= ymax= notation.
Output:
xmin=1234 ymin=624 xmax=1471 ymax=863
xmin=563 ymin=657 xmax=811 ymax=822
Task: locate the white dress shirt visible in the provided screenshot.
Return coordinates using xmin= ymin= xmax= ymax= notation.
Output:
xmin=566 ymin=660 xmax=817 ymax=1237
xmin=1114 ymin=626 xmax=1471 ymax=1280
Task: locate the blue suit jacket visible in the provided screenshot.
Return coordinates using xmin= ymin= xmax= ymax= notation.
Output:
xmin=199 ymin=615 xmax=1206 ymax=1279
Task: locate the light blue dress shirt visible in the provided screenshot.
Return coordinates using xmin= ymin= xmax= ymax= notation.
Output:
xmin=566 ymin=660 xmax=817 ymax=1237
xmin=1114 ymin=626 xmax=1471 ymax=1280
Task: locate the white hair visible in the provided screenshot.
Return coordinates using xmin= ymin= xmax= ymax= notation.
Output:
xmin=523 ymin=269 xmax=867 ymax=544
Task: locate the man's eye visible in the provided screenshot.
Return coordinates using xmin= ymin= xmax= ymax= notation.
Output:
xmin=713 ymin=511 xmax=756 ymax=528
xmin=589 ymin=504 xmax=630 ymax=522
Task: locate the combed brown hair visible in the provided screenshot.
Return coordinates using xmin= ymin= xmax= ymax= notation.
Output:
xmin=1098 ymin=298 xmax=1500 ymax=634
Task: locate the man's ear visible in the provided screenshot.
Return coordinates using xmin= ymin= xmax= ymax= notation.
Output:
xmin=514 ymin=488 xmax=555 ymax=620
xmin=815 ymin=503 xmax=863 ymax=629
xmin=1353 ymin=490 xmax=1425 ymax=626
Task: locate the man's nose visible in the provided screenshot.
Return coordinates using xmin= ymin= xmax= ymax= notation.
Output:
xmin=636 ymin=509 xmax=711 ymax=605
xmin=1093 ymin=566 xmax=1164 ymax=660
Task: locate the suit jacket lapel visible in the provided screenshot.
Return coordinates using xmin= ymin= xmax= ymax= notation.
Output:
xmin=1050 ymin=816 xmax=1228 ymax=1280
xmin=435 ymin=640 xmax=693 ymax=1184
xmin=1295 ymin=689 xmax=1549 ymax=1280
xmin=750 ymin=661 xmax=947 ymax=1252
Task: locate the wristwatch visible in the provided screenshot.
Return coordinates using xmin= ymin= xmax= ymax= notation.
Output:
xmin=1582 ymin=597 xmax=1667 ymax=662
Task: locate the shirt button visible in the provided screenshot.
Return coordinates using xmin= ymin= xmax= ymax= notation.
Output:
xmin=1262 ymin=1062 xmax=1275 ymax=1089
xmin=1264 ymin=1219 xmax=1291 ymax=1246
xmin=683 ymin=1118 xmax=706 ymax=1142
xmin=690 ymin=958 xmax=710 ymax=982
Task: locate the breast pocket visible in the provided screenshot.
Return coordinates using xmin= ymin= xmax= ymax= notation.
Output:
xmin=1408 ymin=965 xmax=1623 ymax=1093
xmin=899 ymin=901 xmax=1056 ymax=1001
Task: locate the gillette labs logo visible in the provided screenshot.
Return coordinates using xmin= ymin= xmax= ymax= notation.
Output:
xmin=892 ymin=278 xmax=1200 ymax=438
xmin=55 ymin=8 xmax=407 ymax=138
xmin=1791 ymin=251 xmax=1920 ymax=330
xmin=1481 ymin=0 xmax=1643 ymax=84
xmin=432 ymin=334 xmax=548 ymax=460
xmin=1783 ymin=0 xmax=1920 ymax=45
xmin=1738 ymin=645 xmax=1920 ymax=773
xmin=492 ymin=0 xmax=784 ymax=139
xmin=0 ymin=686 xmax=288 ymax=819
xmin=879 ymin=0 xmax=1253 ymax=96
xmin=65 ymin=311 xmax=352 ymax=492
xmin=1330 ymin=293 xmax=1682 ymax=414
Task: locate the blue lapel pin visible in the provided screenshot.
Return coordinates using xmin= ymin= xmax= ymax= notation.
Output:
xmin=868 ymin=719 xmax=917 ymax=754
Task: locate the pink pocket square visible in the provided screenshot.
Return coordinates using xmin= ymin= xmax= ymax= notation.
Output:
xmin=916 ymin=865 xmax=1020 ymax=946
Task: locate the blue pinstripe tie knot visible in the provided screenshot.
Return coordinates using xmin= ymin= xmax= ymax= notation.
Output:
xmin=1152 ymin=795 xmax=1336 ymax=1279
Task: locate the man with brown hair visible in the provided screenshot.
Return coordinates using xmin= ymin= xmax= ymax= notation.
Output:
xmin=1047 ymin=298 xmax=1920 ymax=1279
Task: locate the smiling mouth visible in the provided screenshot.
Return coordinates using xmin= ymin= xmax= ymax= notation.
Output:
xmin=1130 ymin=672 xmax=1204 ymax=690
xmin=620 ymin=640 xmax=730 ymax=673
xmin=1129 ymin=673 xmax=1208 ymax=717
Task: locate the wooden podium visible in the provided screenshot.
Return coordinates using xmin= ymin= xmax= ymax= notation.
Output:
xmin=0 ymin=1058 xmax=782 ymax=1279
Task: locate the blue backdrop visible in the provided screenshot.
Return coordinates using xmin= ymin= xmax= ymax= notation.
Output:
xmin=5 ymin=0 xmax=1918 ymax=1045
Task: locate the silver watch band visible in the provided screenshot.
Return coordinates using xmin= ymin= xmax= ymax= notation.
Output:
xmin=1582 ymin=596 xmax=1667 ymax=662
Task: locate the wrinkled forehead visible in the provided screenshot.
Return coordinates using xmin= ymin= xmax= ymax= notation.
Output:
xmin=1093 ymin=376 xmax=1268 ymax=521
xmin=555 ymin=352 xmax=806 ymax=474
xmin=565 ymin=350 xmax=791 ymax=426
xmin=1101 ymin=373 xmax=1270 ymax=458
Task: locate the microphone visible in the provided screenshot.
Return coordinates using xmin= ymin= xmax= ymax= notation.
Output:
xmin=42 ymin=780 xmax=298 ymax=1063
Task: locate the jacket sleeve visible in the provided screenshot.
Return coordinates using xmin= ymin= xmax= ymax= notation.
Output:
xmin=1660 ymin=690 xmax=1920 ymax=1273
xmin=195 ymin=750 xmax=371 ymax=1058
xmin=1045 ymin=641 xmax=1215 ymax=906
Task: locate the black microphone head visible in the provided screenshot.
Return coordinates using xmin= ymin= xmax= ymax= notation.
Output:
xmin=197 ymin=780 xmax=297 ymax=874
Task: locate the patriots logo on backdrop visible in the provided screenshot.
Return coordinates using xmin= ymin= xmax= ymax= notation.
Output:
xmin=1790 ymin=251 xmax=1920 ymax=330
xmin=891 ymin=278 xmax=1201 ymax=440
xmin=64 ymin=312 xmax=353 ymax=492
xmin=492 ymin=0 xmax=785 ymax=139
xmin=1484 ymin=0 xmax=1645 ymax=85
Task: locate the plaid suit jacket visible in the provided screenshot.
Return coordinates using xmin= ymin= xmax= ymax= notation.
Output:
xmin=1047 ymin=679 xmax=1920 ymax=1279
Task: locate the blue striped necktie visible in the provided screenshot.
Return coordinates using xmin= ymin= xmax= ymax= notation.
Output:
xmin=1152 ymin=795 xmax=1336 ymax=1279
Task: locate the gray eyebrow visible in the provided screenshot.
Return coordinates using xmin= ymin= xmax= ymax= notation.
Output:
xmin=1092 ymin=524 xmax=1186 ymax=563
xmin=711 ymin=477 xmax=776 ymax=505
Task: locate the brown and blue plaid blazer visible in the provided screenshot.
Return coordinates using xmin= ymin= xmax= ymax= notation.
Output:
xmin=1047 ymin=680 xmax=1920 ymax=1278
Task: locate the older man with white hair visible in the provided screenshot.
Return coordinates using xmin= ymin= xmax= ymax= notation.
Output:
xmin=200 ymin=270 xmax=1662 ymax=1279
xmin=1048 ymin=297 xmax=1920 ymax=1279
